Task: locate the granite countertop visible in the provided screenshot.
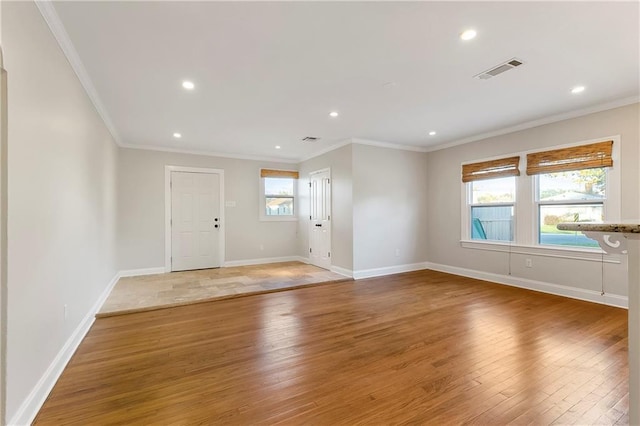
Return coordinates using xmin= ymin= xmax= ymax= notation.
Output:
xmin=557 ymin=222 xmax=640 ymax=233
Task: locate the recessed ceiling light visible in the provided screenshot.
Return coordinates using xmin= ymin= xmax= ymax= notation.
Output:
xmin=571 ymin=85 xmax=586 ymax=94
xmin=275 ymin=145 xmax=281 ymax=149
xmin=329 ymin=111 xmax=339 ymax=118
xmin=182 ymin=81 xmax=195 ymax=90
xmin=173 ymin=133 xmax=182 ymax=139
xmin=429 ymin=131 xmax=437 ymax=136
xmin=460 ymin=29 xmax=477 ymax=41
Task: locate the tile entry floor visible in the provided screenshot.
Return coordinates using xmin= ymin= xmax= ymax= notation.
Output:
xmin=98 ymin=261 xmax=350 ymax=317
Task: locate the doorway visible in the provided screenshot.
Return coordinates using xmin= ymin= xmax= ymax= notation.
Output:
xmin=165 ymin=166 xmax=224 ymax=272
xmin=309 ymin=168 xmax=331 ymax=270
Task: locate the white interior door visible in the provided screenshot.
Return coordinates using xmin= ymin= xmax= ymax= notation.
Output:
xmin=171 ymin=171 xmax=221 ymax=271
xmin=309 ymin=169 xmax=331 ymax=270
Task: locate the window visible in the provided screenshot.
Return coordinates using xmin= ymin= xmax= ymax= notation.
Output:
xmin=469 ymin=177 xmax=516 ymax=241
xmin=528 ymin=141 xmax=612 ymax=248
xmin=461 ymin=138 xmax=619 ymax=253
xmin=259 ymin=169 xmax=298 ymax=221
xmin=265 ymin=178 xmax=294 ymax=215
xmin=463 ymin=156 xmax=520 ymax=242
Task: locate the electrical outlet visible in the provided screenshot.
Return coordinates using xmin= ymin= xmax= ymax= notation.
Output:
xmin=525 ymin=258 xmax=532 ymax=268
xmin=64 ymin=304 xmax=68 ymax=320
xmin=259 ymin=244 xmax=264 ymax=251
xmin=395 ymin=248 xmax=400 ymax=257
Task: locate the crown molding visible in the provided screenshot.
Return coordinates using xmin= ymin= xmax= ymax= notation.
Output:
xmin=424 ymin=96 xmax=639 ymax=153
xmin=119 ymin=143 xmax=299 ymax=164
xmin=35 ymin=0 xmax=123 ymax=146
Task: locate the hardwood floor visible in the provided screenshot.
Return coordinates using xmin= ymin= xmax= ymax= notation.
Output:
xmin=34 ymin=270 xmax=628 ymax=425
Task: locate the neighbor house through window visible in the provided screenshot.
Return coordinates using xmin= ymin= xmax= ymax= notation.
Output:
xmin=259 ymin=169 xmax=299 ymax=220
xmin=462 ymin=156 xmax=520 ymax=242
xmin=528 ymin=141 xmax=613 ymax=248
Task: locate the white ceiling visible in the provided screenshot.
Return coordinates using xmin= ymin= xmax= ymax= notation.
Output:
xmin=48 ymin=1 xmax=639 ymax=161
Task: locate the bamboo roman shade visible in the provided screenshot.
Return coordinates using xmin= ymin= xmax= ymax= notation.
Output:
xmin=526 ymin=140 xmax=613 ymax=175
xmin=260 ymin=169 xmax=299 ymax=179
xmin=462 ymin=156 xmax=520 ymax=183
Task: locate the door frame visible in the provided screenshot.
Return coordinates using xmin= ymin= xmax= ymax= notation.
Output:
xmin=164 ymin=165 xmax=225 ymax=272
xmin=308 ymin=167 xmax=331 ymax=269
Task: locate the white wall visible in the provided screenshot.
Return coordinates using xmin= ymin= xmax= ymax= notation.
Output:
xmin=298 ymin=144 xmax=353 ymax=271
xmin=297 ymin=142 xmax=430 ymax=276
xmin=118 ymin=148 xmax=298 ymax=270
xmin=352 ymin=144 xmax=429 ymax=273
xmin=3 ymin=2 xmax=119 ymax=423
xmin=426 ymin=103 xmax=639 ymax=303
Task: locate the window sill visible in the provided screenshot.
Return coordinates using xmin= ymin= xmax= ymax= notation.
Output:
xmin=460 ymin=239 xmax=621 ymax=264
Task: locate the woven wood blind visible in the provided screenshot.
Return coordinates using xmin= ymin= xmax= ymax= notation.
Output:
xmin=526 ymin=141 xmax=613 ymax=175
xmin=462 ymin=156 xmax=520 ymax=183
xmin=260 ymin=169 xmax=299 ymax=179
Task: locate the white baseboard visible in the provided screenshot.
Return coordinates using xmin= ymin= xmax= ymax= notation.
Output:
xmin=330 ymin=265 xmax=353 ymax=278
xmin=425 ymin=261 xmax=628 ymax=309
xmin=8 ymin=271 xmax=120 ymax=426
xmin=353 ymin=262 xmax=429 ymax=280
xmin=223 ymin=256 xmax=306 ymax=268
xmin=119 ymin=267 xmax=165 ymax=277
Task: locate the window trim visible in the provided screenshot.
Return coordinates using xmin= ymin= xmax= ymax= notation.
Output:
xmin=461 ymin=153 xmax=522 ymax=242
xmin=461 ymin=135 xmax=621 ymax=254
xmin=259 ymin=168 xmax=298 ymax=222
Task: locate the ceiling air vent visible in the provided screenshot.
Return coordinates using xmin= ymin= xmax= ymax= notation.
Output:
xmin=475 ymin=58 xmax=524 ymax=80
xmin=302 ymin=136 xmax=321 ymax=142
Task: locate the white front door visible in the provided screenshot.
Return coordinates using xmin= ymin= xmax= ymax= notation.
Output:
xmin=171 ymin=171 xmax=221 ymax=271
xmin=309 ymin=169 xmax=331 ymax=269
